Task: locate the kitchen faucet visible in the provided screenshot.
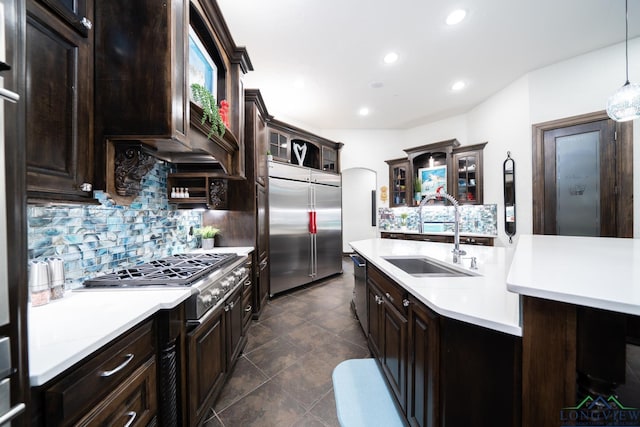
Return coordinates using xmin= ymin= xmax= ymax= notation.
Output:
xmin=418 ymin=192 xmax=466 ymax=264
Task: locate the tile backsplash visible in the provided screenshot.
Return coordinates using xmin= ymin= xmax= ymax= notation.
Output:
xmin=27 ymin=162 xmax=202 ymax=289
xmin=378 ymin=204 xmax=498 ymax=235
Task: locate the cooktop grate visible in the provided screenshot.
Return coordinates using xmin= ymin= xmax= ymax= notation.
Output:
xmin=83 ymin=252 xmax=238 ymax=287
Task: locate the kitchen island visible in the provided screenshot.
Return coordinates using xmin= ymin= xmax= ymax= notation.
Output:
xmin=350 ymin=238 xmax=522 ymax=427
xmin=506 ymin=235 xmax=640 ymax=427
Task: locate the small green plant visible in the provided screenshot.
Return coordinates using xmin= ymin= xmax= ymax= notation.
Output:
xmin=190 ymin=83 xmax=225 ymax=139
xmin=414 ymin=176 xmax=422 ymax=193
xmin=399 ymin=212 xmax=409 ymax=226
xmin=195 ymin=226 xmax=220 ymax=239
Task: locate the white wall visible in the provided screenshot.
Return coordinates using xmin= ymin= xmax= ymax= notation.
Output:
xmin=321 ymin=38 xmax=640 ymax=243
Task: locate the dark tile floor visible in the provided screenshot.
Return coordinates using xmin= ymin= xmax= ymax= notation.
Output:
xmin=204 ymin=258 xmax=369 ymax=426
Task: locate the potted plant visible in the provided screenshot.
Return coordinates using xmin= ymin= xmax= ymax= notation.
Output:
xmin=399 ymin=212 xmax=409 ymax=230
xmin=194 ymin=226 xmax=220 ymax=250
xmin=266 ymin=150 xmax=273 ymax=162
xmin=414 ymin=176 xmax=422 ymax=203
xmin=190 ymin=83 xmax=226 ymax=139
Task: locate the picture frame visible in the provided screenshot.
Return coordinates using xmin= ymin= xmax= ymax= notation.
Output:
xmin=418 ymin=165 xmax=447 ymax=197
xmin=188 ymin=26 xmax=217 ymax=101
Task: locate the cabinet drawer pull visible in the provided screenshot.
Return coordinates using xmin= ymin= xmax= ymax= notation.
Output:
xmin=244 ymin=280 xmax=251 ymax=287
xmin=385 ymin=292 xmax=394 ymax=302
xmin=245 ymin=305 xmax=252 ymax=312
xmin=123 ymin=411 xmax=137 ymax=427
xmin=100 ymin=353 xmax=134 ymax=377
xmin=375 ymin=295 xmax=384 ymax=305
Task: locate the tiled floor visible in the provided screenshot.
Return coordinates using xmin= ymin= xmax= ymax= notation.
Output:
xmin=204 ymin=258 xmax=369 ymax=426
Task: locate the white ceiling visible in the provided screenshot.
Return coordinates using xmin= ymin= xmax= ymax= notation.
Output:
xmin=217 ymin=0 xmax=639 ymax=130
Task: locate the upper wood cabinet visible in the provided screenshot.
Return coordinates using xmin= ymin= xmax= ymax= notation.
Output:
xmin=386 ymin=139 xmax=487 ymax=206
xmin=452 ymin=142 xmax=487 ymax=205
xmin=386 ymin=158 xmax=410 ymax=207
xmin=95 ymin=0 xmax=253 ymax=193
xmin=245 ymin=89 xmax=271 ymax=187
xmin=267 ymin=119 xmax=343 ymax=173
xmin=26 ymin=0 xmax=95 ymax=202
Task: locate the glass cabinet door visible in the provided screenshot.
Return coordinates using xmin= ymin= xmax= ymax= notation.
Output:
xmin=453 ymin=148 xmax=483 ymax=204
xmin=389 ymin=161 xmax=409 ymax=207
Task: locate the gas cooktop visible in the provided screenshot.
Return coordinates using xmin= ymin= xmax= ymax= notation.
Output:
xmin=83 ymin=252 xmax=239 ymax=287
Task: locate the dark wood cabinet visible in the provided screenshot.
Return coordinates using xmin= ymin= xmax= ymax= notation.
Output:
xmin=452 ymin=142 xmax=487 ymax=205
xmin=267 ymin=118 xmax=342 ymax=173
xmin=37 ymin=0 xmax=91 ymax=35
xmin=407 ymin=296 xmax=439 ymax=427
xmin=26 ymin=0 xmax=94 ymax=202
xmin=386 ymin=139 xmax=487 ymax=207
xmin=244 ymin=89 xmax=271 ymax=318
xmin=386 ymin=158 xmax=410 ymax=207
xmin=380 ymin=231 xmax=494 ymax=246
xmin=367 ymin=264 xmax=408 ymax=411
xmin=95 ymin=0 xmax=189 ymax=146
xmin=225 ymin=285 xmax=245 ymax=370
xmin=186 ymin=304 xmax=226 ymax=426
xmin=359 ymin=251 xmax=521 ymax=427
xmin=39 ymin=319 xmax=157 ymax=426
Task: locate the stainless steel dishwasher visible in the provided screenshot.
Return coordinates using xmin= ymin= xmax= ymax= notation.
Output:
xmin=350 ymin=254 xmax=367 ymax=334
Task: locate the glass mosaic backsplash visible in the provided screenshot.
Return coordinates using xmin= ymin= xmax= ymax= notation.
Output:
xmin=27 ymin=162 xmax=202 ymax=289
xmin=378 ymin=204 xmax=498 ymax=235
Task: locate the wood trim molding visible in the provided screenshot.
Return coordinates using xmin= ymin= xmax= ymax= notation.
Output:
xmin=531 ymin=110 xmax=633 ymax=237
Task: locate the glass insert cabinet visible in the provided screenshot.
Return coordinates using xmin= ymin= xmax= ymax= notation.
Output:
xmin=386 ymin=140 xmax=487 ymax=207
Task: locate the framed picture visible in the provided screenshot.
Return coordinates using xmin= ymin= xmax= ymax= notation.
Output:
xmin=419 ymin=165 xmax=447 ymax=196
xmin=188 ymin=26 xmax=217 ymax=101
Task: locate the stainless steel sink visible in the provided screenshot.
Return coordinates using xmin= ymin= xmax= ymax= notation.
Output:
xmin=382 ymin=256 xmax=474 ymax=277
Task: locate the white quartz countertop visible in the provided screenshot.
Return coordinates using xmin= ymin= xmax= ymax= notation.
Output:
xmin=506 ymin=234 xmax=640 ymax=316
xmin=28 ymin=246 xmax=254 ymax=386
xmin=349 ymin=238 xmax=521 ymax=336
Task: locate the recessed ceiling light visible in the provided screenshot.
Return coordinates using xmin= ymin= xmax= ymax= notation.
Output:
xmin=383 ymin=52 xmax=398 ymax=64
xmin=451 ymin=81 xmax=466 ymax=91
xmin=446 ymin=9 xmax=466 ymax=26
xmin=358 ymin=107 xmax=370 ymax=116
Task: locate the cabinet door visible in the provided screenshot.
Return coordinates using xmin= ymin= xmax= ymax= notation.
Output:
xmin=256 ymin=111 xmax=268 ymax=186
xmin=381 ymin=299 xmax=408 ymax=411
xmin=37 ymin=0 xmax=91 ymax=35
xmin=388 ymin=161 xmax=409 ymax=207
xmin=269 ymin=131 xmax=288 ymax=160
xmin=186 ymin=306 xmax=226 ymax=425
xmin=26 ymin=0 xmax=94 ymax=201
xmin=453 ymin=143 xmax=485 ymax=205
xmin=226 ymin=285 xmax=245 ymax=370
xmin=408 ymin=299 xmax=439 ymax=427
xmin=367 ymin=280 xmax=383 ymax=359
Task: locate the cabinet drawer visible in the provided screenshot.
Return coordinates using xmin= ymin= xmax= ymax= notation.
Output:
xmin=367 ymin=264 xmax=407 ymax=313
xmin=45 ymin=319 xmax=155 ymax=425
xmin=75 ymin=357 xmax=157 ymax=426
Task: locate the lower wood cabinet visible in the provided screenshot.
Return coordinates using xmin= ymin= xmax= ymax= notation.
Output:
xmin=380 ymin=231 xmax=494 ymax=246
xmin=74 ymin=357 xmax=157 ymax=426
xmin=407 ymin=296 xmax=439 ymax=427
xmin=367 ymin=264 xmax=408 ymax=411
xmin=186 ymin=304 xmax=226 ymax=426
xmin=362 ymin=255 xmax=522 ymax=427
xmin=38 ymin=319 xmax=157 ymax=426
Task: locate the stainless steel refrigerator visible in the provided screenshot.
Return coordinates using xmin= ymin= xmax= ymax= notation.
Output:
xmin=269 ymin=162 xmax=342 ymax=295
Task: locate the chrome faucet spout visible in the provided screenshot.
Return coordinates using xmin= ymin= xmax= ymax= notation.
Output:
xmin=417 ymin=192 xmax=466 ymax=263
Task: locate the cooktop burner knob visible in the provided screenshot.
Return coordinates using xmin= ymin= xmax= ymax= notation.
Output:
xmin=234 ymin=267 xmax=247 ymax=278
xmin=221 ymin=278 xmax=232 ymax=289
xmin=200 ymin=294 xmax=212 ymax=305
xmin=210 ymin=288 xmax=222 ymax=299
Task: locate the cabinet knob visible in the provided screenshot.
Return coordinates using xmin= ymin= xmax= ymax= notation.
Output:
xmin=245 ymin=305 xmax=252 ymax=312
xmin=81 ymin=17 xmax=92 ymax=30
xmin=80 ymin=182 xmax=93 ymax=192
xmin=385 ymin=292 xmax=394 ymax=303
xmin=403 ymin=299 xmax=411 ymax=307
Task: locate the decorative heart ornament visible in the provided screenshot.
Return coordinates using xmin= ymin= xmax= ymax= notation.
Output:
xmin=293 ymin=142 xmax=307 ymax=166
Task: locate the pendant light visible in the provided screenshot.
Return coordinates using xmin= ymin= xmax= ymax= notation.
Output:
xmin=607 ymin=0 xmax=640 ymax=122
